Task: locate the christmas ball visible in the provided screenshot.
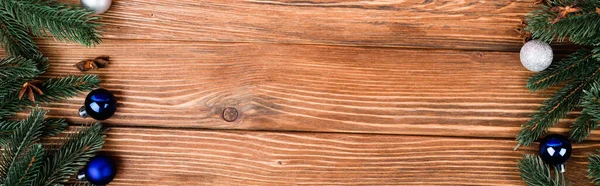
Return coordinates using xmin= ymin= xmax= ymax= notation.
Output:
xmin=520 ymin=40 xmax=553 ymax=72
xmin=84 ymin=88 xmax=117 ymax=120
xmin=84 ymin=155 xmax=116 ymax=185
xmin=81 ymin=0 xmax=112 ymax=14
xmin=539 ymin=134 xmax=572 ymax=167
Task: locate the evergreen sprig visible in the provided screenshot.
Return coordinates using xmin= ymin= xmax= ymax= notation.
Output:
xmin=0 ymin=0 xmax=102 ymax=47
xmin=589 ymin=152 xmax=600 ymax=185
xmin=0 ymin=108 xmax=106 ymax=186
xmin=0 ymin=56 xmax=38 ymax=82
xmin=527 ymin=49 xmax=596 ymax=91
xmin=525 ymin=0 xmax=600 ymax=46
xmin=517 ymin=66 xmax=600 ymax=147
xmin=0 ymin=74 xmax=101 ymax=119
xmin=518 ymin=154 xmax=571 ymax=186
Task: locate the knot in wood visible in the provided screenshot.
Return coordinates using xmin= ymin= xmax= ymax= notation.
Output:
xmin=222 ymin=107 xmax=239 ymax=122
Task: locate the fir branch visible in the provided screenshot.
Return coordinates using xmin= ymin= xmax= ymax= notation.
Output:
xmin=590 ymin=152 xmax=600 ymax=185
xmin=569 ymin=113 xmax=597 ymax=143
xmin=33 ymin=124 xmax=106 ymax=186
xmin=0 ymin=118 xmax=67 ymax=138
xmin=0 ymin=108 xmax=46 ymax=182
xmin=0 ymin=11 xmax=40 ymax=58
xmin=0 ymin=74 xmax=100 ymax=119
xmin=518 ymin=154 xmax=570 ymax=186
xmin=570 ymin=81 xmax=600 ymax=142
xmin=516 ymin=68 xmax=598 ymax=147
xmin=525 ymin=0 xmax=600 ymax=46
xmin=2 ymin=143 xmax=44 ymax=186
xmin=36 ymin=74 xmax=101 ymax=102
xmin=0 ymin=0 xmax=102 ymax=47
xmin=527 ymin=49 xmax=595 ymax=91
xmin=0 ymin=56 xmax=39 ymax=82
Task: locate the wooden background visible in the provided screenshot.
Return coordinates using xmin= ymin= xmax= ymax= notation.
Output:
xmin=32 ymin=0 xmax=600 ymax=185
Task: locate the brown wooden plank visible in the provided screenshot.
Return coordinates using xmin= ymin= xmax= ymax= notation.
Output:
xmin=44 ymin=127 xmax=593 ymax=185
xmin=63 ymin=0 xmax=537 ymax=51
xmin=28 ymin=39 xmax=588 ymax=139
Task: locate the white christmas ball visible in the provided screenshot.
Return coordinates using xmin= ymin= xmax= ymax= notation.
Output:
xmin=81 ymin=0 xmax=112 ymax=14
xmin=520 ymin=40 xmax=553 ymax=72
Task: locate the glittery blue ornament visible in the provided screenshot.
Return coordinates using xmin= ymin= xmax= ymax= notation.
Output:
xmin=79 ymin=155 xmax=116 ymax=185
xmin=79 ymin=88 xmax=117 ymax=120
xmin=539 ymin=134 xmax=572 ymax=172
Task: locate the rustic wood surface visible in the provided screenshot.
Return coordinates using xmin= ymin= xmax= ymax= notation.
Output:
xmin=30 ymin=0 xmax=597 ymax=185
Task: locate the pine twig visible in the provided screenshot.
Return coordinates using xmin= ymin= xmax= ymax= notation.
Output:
xmin=570 ymin=81 xmax=600 ymax=142
xmin=0 ymin=74 xmax=100 ymax=119
xmin=589 ymin=152 xmax=600 ymax=185
xmin=33 ymin=123 xmax=106 ymax=186
xmin=0 ymin=118 xmax=68 ymax=138
xmin=525 ymin=0 xmax=600 ymax=45
xmin=0 ymin=0 xmax=102 ymax=47
xmin=527 ymin=49 xmax=596 ymax=91
xmin=0 ymin=56 xmax=39 ymax=82
xmin=0 ymin=108 xmax=46 ymax=182
xmin=516 ymin=69 xmax=599 ymax=147
xmin=0 ymin=11 xmax=40 ymax=59
xmin=518 ymin=154 xmax=571 ymax=186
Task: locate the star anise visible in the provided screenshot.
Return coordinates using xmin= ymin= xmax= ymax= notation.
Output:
xmin=549 ymin=5 xmax=582 ymax=24
xmin=18 ymin=80 xmax=43 ymax=102
xmin=75 ymin=55 xmax=111 ymax=71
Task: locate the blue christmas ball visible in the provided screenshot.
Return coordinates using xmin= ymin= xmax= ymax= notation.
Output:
xmin=539 ymin=134 xmax=572 ymax=166
xmin=85 ymin=155 xmax=116 ymax=185
xmin=84 ymin=88 xmax=117 ymax=120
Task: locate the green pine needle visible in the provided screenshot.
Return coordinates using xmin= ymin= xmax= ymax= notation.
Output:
xmin=516 ymin=70 xmax=598 ymax=147
xmin=3 ymin=143 xmax=44 ymax=186
xmin=0 ymin=74 xmax=101 ymax=119
xmin=0 ymin=0 xmax=102 ymax=47
xmin=569 ymin=113 xmax=597 ymax=143
xmin=0 ymin=118 xmax=68 ymax=138
xmin=527 ymin=49 xmax=596 ymax=91
xmin=0 ymin=11 xmax=40 ymax=59
xmin=518 ymin=154 xmax=571 ymax=186
xmin=525 ymin=0 xmax=600 ymax=45
xmin=0 ymin=56 xmax=39 ymax=82
xmin=33 ymin=123 xmax=106 ymax=186
xmin=0 ymin=108 xmax=46 ymax=182
xmin=589 ymin=152 xmax=600 ymax=185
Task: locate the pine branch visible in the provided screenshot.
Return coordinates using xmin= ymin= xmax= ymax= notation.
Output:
xmin=33 ymin=124 xmax=106 ymax=186
xmin=590 ymin=152 xmax=600 ymax=185
xmin=570 ymin=81 xmax=600 ymax=142
xmin=569 ymin=113 xmax=597 ymax=143
xmin=0 ymin=0 xmax=102 ymax=47
xmin=518 ymin=154 xmax=570 ymax=186
xmin=0 ymin=11 xmax=40 ymax=58
xmin=2 ymin=143 xmax=44 ymax=186
xmin=516 ymin=68 xmax=599 ymax=147
xmin=0 ymin=118 xmax=67 ymax=138
xmin=0 ymin=56 xmax=39 ymax=82
xmin=526 ymin=0 xmax=600 ymax=46
xmin=527 ymin=49 xmax=595 ymax=91
xmin=0 ymin=74 xmax=101 ymax=119
xmin=36 ymin=74 xmax=101 ymax=102
xmin=0 ymin=108 xmax=46 ymax=182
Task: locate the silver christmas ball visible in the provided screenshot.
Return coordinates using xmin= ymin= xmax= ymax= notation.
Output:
xmin=81 ymin=0 xmax=112 ymax=14
xmin=520 ymin=40 xmax=553 ymax=72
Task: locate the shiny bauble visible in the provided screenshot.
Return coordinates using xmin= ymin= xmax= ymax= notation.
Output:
xmin=82 ymin=88 xmax=117 ymax=120
xmin=83 ymin=155 xmax=116 ymax=185
xmin=539 ymin=134 xmax=571 ymax=169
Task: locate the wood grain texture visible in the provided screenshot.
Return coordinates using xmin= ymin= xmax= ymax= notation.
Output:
xmin=61 ymin=0 xmax=538 ymax=51
xmin=28 ymin=39 xmax=585 ymax=139
xmin=45 ymin=127 xmax=594 ymax=186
